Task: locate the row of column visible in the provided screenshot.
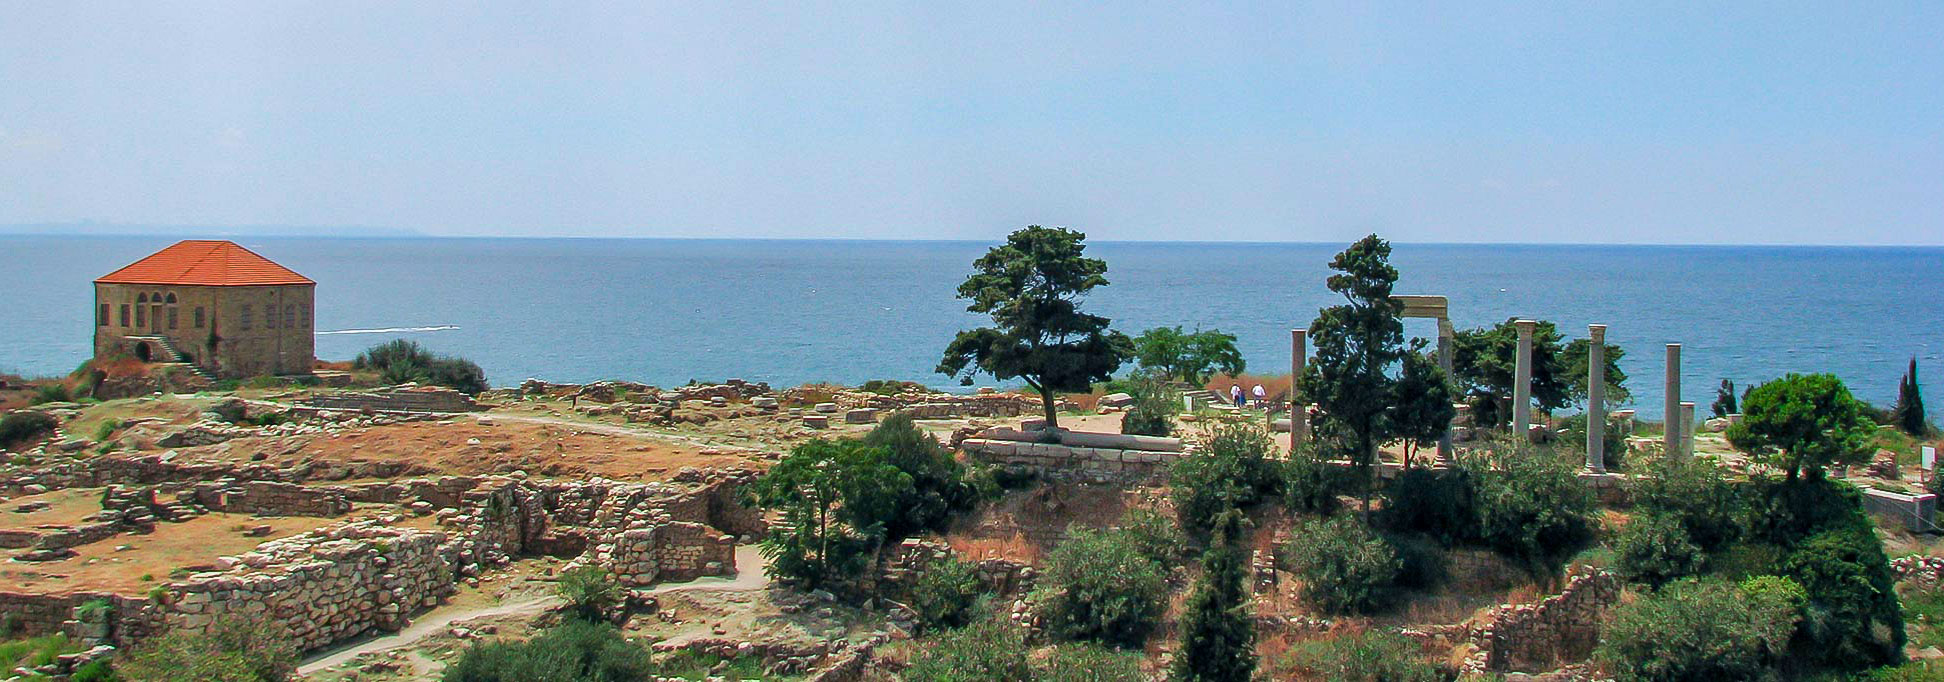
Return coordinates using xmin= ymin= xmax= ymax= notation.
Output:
xmin=1289 ymin=323 xmax=1695 ymax=471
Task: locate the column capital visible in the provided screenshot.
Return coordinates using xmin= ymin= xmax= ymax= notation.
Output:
xmin=1588 ymin=323 xmax=1607 ymax=341
xmin=1515 ymin=319 xmax=1537 ymax=331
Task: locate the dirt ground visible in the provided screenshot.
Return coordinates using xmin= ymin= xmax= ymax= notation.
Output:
xmin=1 ymin=512 xmax=341 ymax=595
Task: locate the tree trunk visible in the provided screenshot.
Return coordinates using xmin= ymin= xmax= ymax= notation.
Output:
xmin=1041 ymin=389 xmax=1059 ymax=431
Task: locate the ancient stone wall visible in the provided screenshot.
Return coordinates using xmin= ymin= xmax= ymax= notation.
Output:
xmin=192 ymin=480 xmax=352 ymax=517
xmin=603 ymin=522 xmax=736 ymax=586
xmin=959 ymin=438 xmax=1180 ymax=481
xmin=1467 ymin=568 xmax=1621 ymax=673
xmin=301 ymin=385 xmax=481 ymax=413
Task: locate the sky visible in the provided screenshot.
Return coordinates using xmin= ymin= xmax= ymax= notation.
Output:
xmin=2 ymin=2 xmax=1940 ymax=244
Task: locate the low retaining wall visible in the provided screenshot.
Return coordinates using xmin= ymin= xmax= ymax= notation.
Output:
xmin=1860 ymin=487 xmax=1937 ymax=532
xmin=1468 ymin=568 xmax=1620 ymax=673
xmin=959 ymin=438 xmax=1181 ymax=479
xmin=192 ymin=480 xmax=352 ymax=517
xmin=604 ymin=522 xmax=737 ymax=586
xmin=301 ymin=386 xmax=481 ymax=414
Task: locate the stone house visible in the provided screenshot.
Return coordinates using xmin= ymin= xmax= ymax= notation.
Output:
xmin=94 ymin=240 xmax=315 ymax=379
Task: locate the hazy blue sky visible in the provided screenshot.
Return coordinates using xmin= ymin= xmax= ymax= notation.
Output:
xmin=3 ymin=2 xmax=1940 ymax=244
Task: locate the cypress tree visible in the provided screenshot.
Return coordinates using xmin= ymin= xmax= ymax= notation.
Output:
xmin=1711 ymin=379 xmax=1738 ymax=418
xmin=1171 ymin=511 xmax=1256 ymax=682
xmin=1897 ymin=357 xmax=1928 ymax=437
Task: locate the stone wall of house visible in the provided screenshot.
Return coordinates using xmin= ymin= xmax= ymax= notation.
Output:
xmin=159 ymin=523 xmax=452 ymax=652
xmin=603 ymin=522 xmax=737 ymax=586
xmin=1466 ymin=568 xmax=1621 ymax=674
xmin=0 ymin=592 xmax=158 ymax=647
xmin=191 ymin=480 xmax=352 ymax=517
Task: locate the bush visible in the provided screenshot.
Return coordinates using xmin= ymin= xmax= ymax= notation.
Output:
xmin=1273 ymin=629 xmax=1445 ymax=682
xmin=1615 ymin=513 xmax=1705 ymax=587
xmin=117 ymin=615 xmax=296 ymax=682
xmin=903 ymin=619 xmax=1033 ymax=682
xmin=1117 ymin=507 xmax=1188 ymax=567
xmin=1378 ymin=468 xmax=1474 ymax=546
xmin=1030 ymin=526 xmax=1169 ymax=649
xmin=1118 ymin=372 xmax=1177 ymax=437
xmin=556 ymin=565 xmax=622 ymax=623
xmin=1383 ymin=532 xmax=1447 ymax=591
xmin=352 ymin=339 xmax=488 ymax=394
xmin=1281 ymin=442 xmax=1343 ymax=515
xmin=70 ymin=660 xmax=117 ymax=682
xmin=1460 ymin=444 xmax=1599 ymax=575
xmin=29 ymin=384 xmax=73 ymax=405
xmin=443 ymin=620 xmax=654 ymax=682
xmin=1034 ymin=643 xmax=1146 ymax=682
xmin=1595 ymin=577 xmax=1799 ymax=682
xmin=1558 ymin=412 xmax=1633 ymax=470
xmin=0 ymin=411 xmax=57 ymax=449
xmin=0 ymin=633 xmax=77 ymax=670
xmin=1781 ymin=526 xmax=1906 ymax=670
xmin=1632 ymin=456 xmax=1746 ymax=553
xmin=1284 ymin=516 xmax=1400 ymax=615
xmin=1728 ymin=373 xmax=1876 ymax=480
xmin=906 ymin=556 xmax=987 ymax=633
xmin=1172 ymin=423 xmax=1281 ymax=537
xmin=862 ymin=412 xmax=979 ymax=538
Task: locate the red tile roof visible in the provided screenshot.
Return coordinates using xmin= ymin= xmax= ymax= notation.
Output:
xmin=96 ymin=240 xmax=314 ymax=287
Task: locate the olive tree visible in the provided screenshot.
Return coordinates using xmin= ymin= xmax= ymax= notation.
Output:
xmin=1727 ymin=373 xmax=1875 ymax=481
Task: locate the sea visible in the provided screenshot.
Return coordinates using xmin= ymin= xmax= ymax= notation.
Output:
xmin=3 ymin=236 xmax=1939 ymax=421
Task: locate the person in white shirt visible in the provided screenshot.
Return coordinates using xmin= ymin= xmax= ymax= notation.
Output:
xmin=1230 ymin=384 xmax=1244 ymax=408
xmin=1252 ymin=384 xmax=1266 ymax=405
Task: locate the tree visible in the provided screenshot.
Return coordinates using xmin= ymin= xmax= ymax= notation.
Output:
xmin=1171 ymin=423 xmax=1281 ymax=537
xmin=1172 ymin=511 xmax=1256 ymax=682
xmin=1727 ymin=374 xmax=1877 ymax=481
xmin=1119 ymin=371 xmax=1178 ymax=437
xmin=1895 ymin=357 xmax=1929 ymax=437
xmin=1132 ymin=326 xmax=1246 ymax=385
xmin=861 ymin=412 xmax=977 ymax=538
xmin=1563 ymin=337 xmax=1631 ymax=410
xmin=1284 ymin=515 xmax=1400 ymax=615
xmin=937 ymin=226 xmax=1133 ymax=430
xmin=1450 ymin=318 xmax=1570 ymax=428
xmin=1301 ymin=235 xmax=1407 ymax=515
xmin=557 ymin=565 xmax=623 ymax=623
xmin=1712 ymin=379 xmax=1739 ymax=418
xmin=1391 ymin=341 xmax=1456 ymax=469
xmin=748 ymin=439 xmax=912 ymax=588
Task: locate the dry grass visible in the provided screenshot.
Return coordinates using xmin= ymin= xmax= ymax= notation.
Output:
xmin=946 ymin=532 xmax=1042 ymax=563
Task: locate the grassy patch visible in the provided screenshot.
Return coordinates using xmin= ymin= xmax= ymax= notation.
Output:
xmin=0 ymin=633 xmax=79 ymax=669
xmin=1904 ymin=585 xmax=1944 ymax=650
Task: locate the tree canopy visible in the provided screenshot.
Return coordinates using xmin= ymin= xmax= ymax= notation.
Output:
xmin=1131 ymin=326 xmax=1245 ymax=385
xmin=937 ymin=226 xmax=1132 ymax=430
xmin=1727 ymin=373 xmax=1876 ymax=481
xmin=748 ymin=438 xmax=911 ymax=588
xmin=1299 ymin=234 xmax=1406 ymax=513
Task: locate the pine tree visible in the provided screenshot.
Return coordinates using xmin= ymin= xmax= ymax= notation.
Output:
xmin=1711 ymin=379 xmax=1738 ymax=418
xmin=1301 ymin=235 xmax=1407 ymax=516
xmin=1171 ymin=510 xmax=1255 ymax=682
xmin=1896 ymin=357 xmax=1928 ymax=437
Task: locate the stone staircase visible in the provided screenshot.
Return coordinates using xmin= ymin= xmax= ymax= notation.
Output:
xmin=1182 ymin=388 xmax=1228 ymax=410
xmin=125 ymin=335 xmax=215 ymax=382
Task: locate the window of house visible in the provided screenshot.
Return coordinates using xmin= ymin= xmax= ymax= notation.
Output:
xmin=194 ymin=307 xmax=205 ymax=328
xmin=168 ymin=307 xmax=178 ymax=329
xmin=120 ymin=305 xmax=129 ymax=326
xmin=99 ymin=304 xmax=110 ymax=326
xmin=135 ymin=303 xmax=145 ymax=327
xmin=165 ymin=293 xmax=176 ymax=304
xmin=284 ymin=305 xmax=295 ymax=329
xmin=137 ymin=293 xmax=148 ymax=304
xmin=300 ymin=304 xmax=311 ymax=328
xmin=239 ymin=305 xmax=252 ymax=330
xmin=265 ymin=304 xmax=278 ymax=329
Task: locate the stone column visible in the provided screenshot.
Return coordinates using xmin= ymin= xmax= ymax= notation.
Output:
xmin=1681 ymin=402 xmax=1697 ymax=457
xmin=1436 ymin=320 xmax=1455 ymax=464
xmin=1665 ymin=343 xmax=1682 ymax=457
xmin=1587 ymin=324 xmax=1607 ymax=472
xmin=1513 ymin=319 xmax=1536 ymax=441
xmin=1290 ymin=329 xmax=1308 ymax=446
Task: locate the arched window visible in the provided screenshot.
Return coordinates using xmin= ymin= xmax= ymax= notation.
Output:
xmin=239 ymin=305 xmax=252 ymax=330
xmin=194 ymin=307 xmax=205 ymax=328
xmin=165 ymin=293 xmax=177 ymax=304
xmin=137 ymin=293 xmax=148 ymax=304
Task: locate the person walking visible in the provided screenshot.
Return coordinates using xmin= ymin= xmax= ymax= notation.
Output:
xmin=1252 ymin=384 xmax=1266 ymax=407
xmin=1231 ymin=383 xmax=1245 ymax=408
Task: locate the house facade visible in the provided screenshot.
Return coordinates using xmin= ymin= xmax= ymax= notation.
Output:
xmin=94 ymin=240 xmax=316 ymax=378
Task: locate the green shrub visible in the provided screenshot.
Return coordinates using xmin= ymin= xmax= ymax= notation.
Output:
xmin=0 ymin=411 xmax=57 ymax=449
xmin=29 ymin=384 xmax=73 ymax=405
xmin=1615 ymin=513 xmax=1706 ymax=587
xmin=1595 ymin=577 xmax=1799 ymax=682
xmin=1273 ymin=630 xmax=1444 ymax=682
xmin=1281 ymin=442 xmax=1343 ymax=515
xmin=1557 ymin=412 xmax=1633 ymax=470
xmin=1861 ymin=661 xmax=1944 ymax=681
xmin=1034 ymin=643 xmax=1146 ymax=682
xmin=1284 ymin=516 xmax=1400 ymax=615
xmin=1116 ymin=507 xmax=1187 ymax=567
xmin=353 ymin=339 xmax=488 ymax=394
xmin=0 ymin=633 xmax=77 ymax=670
xmin=903 ymin=620 xmax=1033 ymax=682
xmin=1708 ymin=541 xmax=1788 ymax=580
xmin=555 ymin=565 xmax=622 ymax=623
xmin=1172 ymin=423 xmax=1281 ymax=537
xmin=862 ymin=412 xmax=979 ymax=538
xmin=443 ymin=620 xmax=654 ymax=682
xmin=1460 ymin=444 xmax=1599 ymax=575
xmin=1173 ymin=510 xmax=1255 ymax=682
xmin=116 ymin=615 xmax=296 ymax=682
xmin=1117 ymin=373 xmax=1176 ymax=437
xmin=1902 ymin=583 xmax=1944 ymax=650
xmin=749 ymin=438 xmax=912 ymax=589
xmin=1383 ymin=532 xmax=1447 ymax=591
xmin=1378 ymin=467 xmax=1473 ymax=546
xmin=1030 ymin=526 xmax=1169 ymax=649
xmin=1632 ymin=456 xmax=1746 ymax=553
xmin=1781 ymin=526 xmax=1906 ymax=670
xmin=70 ymin=659 xmax=117 ymax=682
xmin=92 ymin=419 xmax=122 ymax=443
xmin=906 ymin=556 xmax=987 ymax=633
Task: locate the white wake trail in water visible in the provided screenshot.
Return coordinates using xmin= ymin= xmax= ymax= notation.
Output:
xmin=315 ymin=325 xmax=460 ymax=335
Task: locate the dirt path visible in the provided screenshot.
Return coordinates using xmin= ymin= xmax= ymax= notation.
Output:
xmin=296 ymin=546 xmax=771 ymax=677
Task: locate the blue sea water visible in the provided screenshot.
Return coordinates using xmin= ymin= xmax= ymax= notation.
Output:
xmin=2 ymin=236 xmax=1939 ymax=420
